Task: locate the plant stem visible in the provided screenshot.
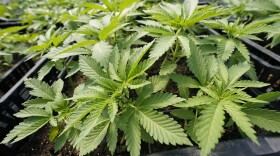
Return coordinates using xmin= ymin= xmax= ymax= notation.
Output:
xmin=172 ymin=40 xmax=179 ymax=63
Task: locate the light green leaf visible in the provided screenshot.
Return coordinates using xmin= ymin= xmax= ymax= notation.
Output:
xmin=183 ymin=0 xmax=198 ymax=19
xmin=139 ymin=109 xmax=192 ymax=145
xmin=178 ymin=96 xmax=213 ymax=108
xmin=52 ymin=79 xmax=64 ymax=94
xmin=233 ymin=40 xmax=250 ymax=61
xmin=232 ymin=80 xmax=269 ymax=88
xmin=196 ymin=103 xmax=225 ymax=156
xmin=217 ymin=39 xmax=235 ymax=61
xmin=1 ymin=117 xmax=50 ymax=144
xmin=149 ymin=35 xmax=177 ymax=58
xmin=92 ymin=41 xmax=113 ymax=68
xmin=159 ymin=61 xmax=177 ymax=76
xmin=178 ymin=35 xmax=191 ymax=57
xmin=170 ymin=73 xmax=200 ymax=88
xmin=125 ymin=111 xmax=141 ymax=156
xmin=223 ymin=101 xmax=258 ymax=143
xmin=38 ymin=61 xmax=55 ymax=80
xmin=79 ymin=121 xmax=110 ymax=155
xmin=228 ymin=62 xmax=250 ymax=86
xmin=22 ymin=98 xmax=51 ymax=108
xmin=108 ymin=101 xmax=118 ymax=122
xmin=256 ymin=91 xmax=280 ymax=102
xmin=171 ymin=108 xmax=195 ymax=120
xmin=25 ymin=79 xmax=55 ymax=100
xmin=14 ymin=107 xmax=50 ymax=118
xmin=137 ymin=93 xmax=185 ymax=109
xmin=244 ymin=108 xmax=280 ymax=133
xmin=128 ymin=79 xmax=151 ymax=89
xmin=106 ymin=122 xmax=118 ymax=155
xmin=67 ymin=89 xmax=107 ymax=101
xmin=79 ymin=55 xmax=107 ymax=79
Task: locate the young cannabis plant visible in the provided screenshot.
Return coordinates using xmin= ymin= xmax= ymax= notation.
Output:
xmin=60 ymin=41 xmax=192 ymax=155
xmin=81 ymin=0 xmax=142 ymax=16
xmin=171 ymin=42 xmax=280 ymax=156
xmin=201 ymin=19 xmax=276 ymax=79
xmin=1 ymin=79 xmax=69 ymax=145
xmin=137 ymin=0 xmax=227 ymax=62
xmin=1 ymin=40 xmax=192 ymax=156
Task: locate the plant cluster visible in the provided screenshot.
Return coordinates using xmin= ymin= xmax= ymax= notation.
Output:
xmin=221 ymin=0 xmax=280 ymax=48
xmin=1 ymin=0 xmax=280 ymax=156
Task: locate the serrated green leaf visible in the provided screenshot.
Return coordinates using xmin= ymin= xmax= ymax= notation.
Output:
xmin=223 ymin=101 xmax=258 ymax=144
xmin=159 ymin=61 xmax=177 ymax=75
xmin=243 ymin=108 xmax=280 ymax=133
xmin=92 ymin=41 xmax=113 ymax=68
xmin=217 ymin=39 xmax=235 ymax=61
xmin=128 ymin=58 xmax=156 ymax=80
xmin=233 ymin=40 xmax=250 ymax=61
xmin=128 ymin=79 xmax=151 ymax=89
xmin=170 ymin=73 xmax=200 ymax=88
xmin=137 ymin=93 xmax=185 ymax=109
xmin=149 ymin=35 xmax=177 ymax=58
xmin=60 ymin=101 xmax=98 ymax=135
xmin=125 ymin=111 xmax=141 ymax=156
xmin=49 ymin=127 xmax=59 ymax=142
xmin=140 ymin=25 xmax=173 ymax=35
xmin=138 ymin=109 xmax=192 ymax=146
xmin=79 ymin=120 xmax=110 ymax=155
xmin=76 ymin=103 xmax=107 ymax=144
xmin=122 ymin=31 xmax=148 ymax=48
xmin=38 ymin=61 xmax=55 ymax=80
xmin=22 ymin=98 xmax=51 ymax=108
xmin=176 ymin=96 xmax=213 ymax=108
xmin=232 ymin=80 xmax=269 ymax=88
xmin=171 ymin=108 xmax=195 ymax=120
xmin=228 ymin=62 xmax=250 ymax=86
xmin=106 ymin=121 xmax=118 ymax=155
xmin=52 ymin=79 xmax=64 ymax=94
xmin=1 ymin=117 xmax=50 ymax=144
xmin=108 ymin=101 xmax=118 ymax=122
xmin=178 ymin=35 xmax=191 ymax=57
xmin=14 ymin=107 xmax=50 ymax=118
xmin=25 ymin=79 xmax=55 ymax=100
xmin=79 ymin=55 xmax=108 ymax=79
xmin=45 ymin=40 xmax=96 ymax=59
xmin=183 ymin=0 xmax=198 ymax=19
xmin=196 ymin=103 xmax=225 ymax=156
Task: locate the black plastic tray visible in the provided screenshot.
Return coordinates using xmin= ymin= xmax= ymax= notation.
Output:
xmin=0 ymin=57 xmax=68 ymax=155
xmin=0 ymin=56 xmax=35 ymax=94
xmin=0 ymin=21 xmax=22 ymax=28
xmin=0 ymin=17 xmax=19 ymax=23
xmin=146 ymin=136 xmax=280 ymax=156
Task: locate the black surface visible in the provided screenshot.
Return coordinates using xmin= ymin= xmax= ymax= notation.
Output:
xmin=146 ymin=137 xmax=280 ymax=156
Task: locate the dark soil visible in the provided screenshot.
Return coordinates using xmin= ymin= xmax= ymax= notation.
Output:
xmin=17 ymin=125 xmax=78 ymax=156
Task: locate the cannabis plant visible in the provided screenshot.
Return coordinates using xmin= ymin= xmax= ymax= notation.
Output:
xmin=137 ymin=0 xmax=227 ymax=62
xmin=200 ymin=19 xmax=276 ymax=80
xmin=0 ymin=25 xmax=35 ymax=65
xmin=171 ymin=41 xmax=280 ymax=156
xmin=2 ymin=41 xmax=193 ymax=155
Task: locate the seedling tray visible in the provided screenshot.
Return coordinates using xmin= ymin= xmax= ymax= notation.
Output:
xmin=0 ymin=56 xmax=35 ymax=94
xmin=0 ymin=21 xmax=22 ymax=28
xmin=0 ymin=17 xmax=19 ymax=23
xmin=146 ymin=136 xmax=280 ymax=156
